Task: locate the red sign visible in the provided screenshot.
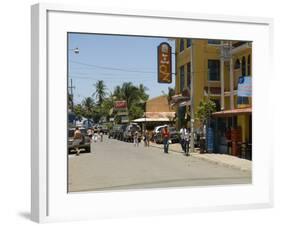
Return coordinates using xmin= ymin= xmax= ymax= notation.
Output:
xmin=114 ymin=101 xmax=127 ymax=109
xmin=158 ymin=42 xmax=172 ymax=83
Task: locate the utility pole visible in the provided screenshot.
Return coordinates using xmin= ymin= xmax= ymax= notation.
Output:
xmin=220 ymin=41 xmax=225 ymax=111
xmin=68 ymin=78 xmax=75 ymax=111
xmin=229 ymin=41 xmax=234 ymax=110
xmin=190 ymin=39 xmax=195 ymax=153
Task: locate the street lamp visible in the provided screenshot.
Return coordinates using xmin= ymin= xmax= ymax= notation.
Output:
xmin=68 ymin=47 xmax=79 ymax=111
xmin=69 ymin=47 xmax=79 ymax=54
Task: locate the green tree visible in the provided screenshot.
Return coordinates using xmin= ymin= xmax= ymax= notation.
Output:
xmin=82 ymin=97 xmax=95 ymax=119
xmin=73 ymin=103 xmax=84 ymax=121
xmin=112 ymin=82 xmax=149 ymax=120
xmin=93 ymin=80 xmax=107 ymax=106
xmin=195 ymin=99 xmax=216 ymax=125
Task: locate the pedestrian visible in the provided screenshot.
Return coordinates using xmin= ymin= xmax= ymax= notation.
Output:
xmin=185 ymin=129 xmax=190 ymax=156
xmin=87 ymin=128 xmax=93 ymax=142
xmin=93 ymin=131 xmax=98 ymax=143
xmin=180 ymin=126 xmax=190 ymax=155
xmin=162 ymin=125 xmax=170 ymax=153
xmin=73 ymin=127 xmax=82 ymax=156
xmin=133 ymin=130 xmax=139 ymax=147
xmin=144 ymin=130 xmax=150 ymax=147
xmin=100 ymin=130 xmax=103 ymax=142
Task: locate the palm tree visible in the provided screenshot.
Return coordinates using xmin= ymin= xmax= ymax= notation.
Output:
xmin=93 ymin=80 xmax=107 ymax=106
xmin=82 ymin=97 xmax=95 ymax=119
xmin=112 ymin=82 xmax=149 ymax=120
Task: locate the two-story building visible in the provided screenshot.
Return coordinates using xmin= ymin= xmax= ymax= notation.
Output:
xmin=173 ymin=38 xmax=252 ymax=158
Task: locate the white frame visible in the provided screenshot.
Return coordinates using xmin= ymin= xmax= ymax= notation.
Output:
xmin=31 ymin=3 xmax=274 ymax=223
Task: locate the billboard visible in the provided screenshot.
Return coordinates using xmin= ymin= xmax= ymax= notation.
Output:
xmin=237 ymin=76 xmax=252 ymax=97
xmin=114 ymin=100 xmax=127 ymax=110
xmin=157 ymin=42 xmax=172 ymax=83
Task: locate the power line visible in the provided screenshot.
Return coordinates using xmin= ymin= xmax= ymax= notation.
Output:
xmin=69 ymin=60 xmax=157 ymax=74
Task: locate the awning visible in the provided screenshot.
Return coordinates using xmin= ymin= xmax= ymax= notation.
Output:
xmin=144 ymin=112 xmax=175 ymax=118
xmin=132 ymin=111 xmax=176 ymax=123
xmin=132 ymin=117 xmax=171 ymax=122
xmin=212 ymin=107 xmax=252 ymax=117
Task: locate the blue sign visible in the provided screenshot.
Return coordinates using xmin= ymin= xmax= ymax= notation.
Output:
xmin=207 ymin=127 xmax=214 ymax=152
xmin=238 ymin=76 xmax=252 ymax=97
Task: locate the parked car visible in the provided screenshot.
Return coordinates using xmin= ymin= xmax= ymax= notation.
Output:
xmin=100 ymin=124 xmax=109 ymax=135
xmin=68 ymin=127 xmax=91 ymax=154
xmin=93 ymin=124 xmax=109 ymax=135
xmin=108 ymin=124 xmax=122 ymax=139
xmin=116 ymin=124 xmax=127 ymax=141
xmin=123 ymin=123 xmax=142 ymax=142
xmin=153 ymin=126 xmax=180 ymax=144
xmin=152 ymin=125 xmax=168 ymax=142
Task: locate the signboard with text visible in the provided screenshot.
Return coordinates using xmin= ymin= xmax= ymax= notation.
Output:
xmin=114 ymin=101 xmax=127 ymax=110
xmin=238 ymin=76 xmax=252 ymax=97
xmin=157 ymin=42 xmax=172 ymax=83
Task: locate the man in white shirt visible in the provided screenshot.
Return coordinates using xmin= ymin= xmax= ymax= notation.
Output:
xmin=180 ymin=126 xmax=190 ymax=156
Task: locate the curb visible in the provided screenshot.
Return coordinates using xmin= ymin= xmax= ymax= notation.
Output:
xmin=150 ymin=143 xmax=251 ymax=172
xmin=191 ymin=154 xmax=252 ymax=172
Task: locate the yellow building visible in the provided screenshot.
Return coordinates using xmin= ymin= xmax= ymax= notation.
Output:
xmin=173 ymin=38 xmax=252 ymax=158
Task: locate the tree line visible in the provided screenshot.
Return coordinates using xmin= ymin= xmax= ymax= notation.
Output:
xmin=68 ymin=80 xmax=149 ymax=123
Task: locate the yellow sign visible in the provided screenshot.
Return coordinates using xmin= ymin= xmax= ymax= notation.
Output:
xmin=158 ymin=42 xmax=172 ymax=83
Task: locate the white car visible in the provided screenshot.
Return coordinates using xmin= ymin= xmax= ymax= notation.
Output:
xmin=152 ymin=125 xmax=168 ymax=142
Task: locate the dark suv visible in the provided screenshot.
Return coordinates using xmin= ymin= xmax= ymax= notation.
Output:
xmin=116 ymin=124 xmax=127 ymax=141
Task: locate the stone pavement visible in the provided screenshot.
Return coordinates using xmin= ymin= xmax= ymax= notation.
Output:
xmin=149 ymin=142 xmax=252 ymax=172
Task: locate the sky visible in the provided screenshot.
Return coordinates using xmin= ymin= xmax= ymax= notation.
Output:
xmin=68 ymin=33 xmax=175 ymax=104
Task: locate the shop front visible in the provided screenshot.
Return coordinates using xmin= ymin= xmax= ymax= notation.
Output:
xmin=212 ymin=107 xmax=252 ymax=160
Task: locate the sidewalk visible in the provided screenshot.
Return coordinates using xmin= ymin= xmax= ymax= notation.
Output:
xmin=149 ymin=142 xmax=252 ymax=172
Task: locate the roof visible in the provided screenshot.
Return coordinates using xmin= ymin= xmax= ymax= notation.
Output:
xmin=132 ymin=118 xmax=171 ymax=122
xmin=132 ymin=112 xmax=176 ymax=123
xmin=212 ymin=107 xmax=252 ymax=117
xmin=144 ymin=112 xmax=175 ymax=118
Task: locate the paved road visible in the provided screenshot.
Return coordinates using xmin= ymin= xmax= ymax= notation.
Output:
xmin=68 ymin=136 xmax=251 ymax=192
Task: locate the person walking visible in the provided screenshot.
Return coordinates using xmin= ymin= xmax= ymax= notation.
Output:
xmin=73 ymin=127 xmax=82 ymax=156
xmin=87 ymin=128 xmax=93 ymax=142
xmin=180 ymin=126 xmax=186 ymax=152
xmin=144 ymin=130 xmax=150 ymax=147
xmin=185 ymin=129 xmax=190 ymax=156
xmin=133 ymin=130 xmax=139 ymax=147
xmin=180 ymin=126 xmax=190 ymax=155
xmin=162 ymin=126 xmax=170 ymax=153
xmin=99 ymin=130 xmax=104 ymax=142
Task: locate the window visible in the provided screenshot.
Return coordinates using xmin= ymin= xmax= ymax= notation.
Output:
xmin=179 ymin=39 xmax=184 ymax=52
xmin=208 ymin=39 xmax=220 ymax=45
xmin=242 ymin=56 xmax=246 ymax=75
xmin=208 ymin=59 xmax=220 ymax=81
xmin=180 ymin=65 xmax=185 ymax=92
xmin=186 ymin=39 xmax=191 ymax=48
xmin=234 ymin=59 xmax=241 ymax=69
xmin=187 ymin=62 xmax=191 ymax=89
xmin=212 ymin=99 xmax=221 ymax=111
xmin=247 ymin=54 xmax=251 ymax=76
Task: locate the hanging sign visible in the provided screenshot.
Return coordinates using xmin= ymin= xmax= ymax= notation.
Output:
xmin=238 ymin=76 xmax=252 ymax=97
xmin=157 ymin=42 xmax=172 ymax=83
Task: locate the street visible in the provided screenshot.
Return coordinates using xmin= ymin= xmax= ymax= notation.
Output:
xmin=68 ymin=135 xmax=251 ymax=192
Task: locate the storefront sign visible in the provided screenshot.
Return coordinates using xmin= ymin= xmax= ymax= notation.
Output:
xmin=157 ymin=42 xmax=172 ymax=83
xmin=114 ymin=100 xmax=127 ymax=110
xmin=238 ymin=76 xmax=252 ymax=97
